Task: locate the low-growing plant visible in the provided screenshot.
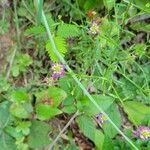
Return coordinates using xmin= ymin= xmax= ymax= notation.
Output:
xmin=0 ymin=0 xmax=150 ymax=150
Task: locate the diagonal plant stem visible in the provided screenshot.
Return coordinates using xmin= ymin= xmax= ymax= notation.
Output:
xmin=6 ymin=0 xmax=20 ymax=80
xmin=49 ymin=111 xmax=80 ymax=150
xmin=37 ymin=1 xmax=139 ymax=149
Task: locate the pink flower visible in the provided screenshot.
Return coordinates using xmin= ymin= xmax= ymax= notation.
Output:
xmin=51 ymin=64 xmax=65 ymax=80
xmin=134 ymin=126 xmax=150 ymax=140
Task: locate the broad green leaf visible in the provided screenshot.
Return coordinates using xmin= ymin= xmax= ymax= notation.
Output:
xmin=103 ymin=0 xmax=115 ymax=10
xmin=76 ymin=115 xmax=104 ymax=149
xmin=36 ymin=104 xmax=62 ymax=120
xmin=83 ymin=0 xmax=97 ymax=11
xmin=16 ymin=121 xmax=31 ymax=136
xmin=4 ymin=126 xmax=22 ymax=139
xmin=130 ymin=22 xmax=150 ymax=33
xmin=0 ymin=131 xmax=16 ymax=150
xmin=10 ymin=89 xmax=30 ymax=103
xmin=79 ymin=95 xmax=114 ymax=115
xmin=102 ymin=136 xmax=114 ymax=150
xmin=0 ymin=102 xmax=10 ymax=129
xmin=103 ymin=103 xmax=121 ymax=138
xmin=123 ymin=101 xmax=150 ymax=125
xmin=127 ymin=0 xmax=150 ymax=13
xmin=10 ymin=102 xmax=33 ymax=119
xmin=62 ymin=105 xmax=76 ymax=114
xmin=27 ymin=121 xmax=51 ymax=149
xmin=36 ymin=87 xmax=67 ymax=107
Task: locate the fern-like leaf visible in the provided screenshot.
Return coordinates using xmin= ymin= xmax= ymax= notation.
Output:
xmin=46 ymin=36 xmax=67 ymax=62
xmin=25 ymin=17 xmax=55 ymax=36
xmin=25 ymin=25 xmax=45 ymax=36
xmin=57 ymin=23 xmax=80 ymax=38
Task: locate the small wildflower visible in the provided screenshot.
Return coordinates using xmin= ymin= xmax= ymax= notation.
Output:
xmin=134 ymin=126 xmax=150 ymax=140
xmin=51 ymin=64 xmax=65 ymax=80
xmin=89 ymin=21 xmax=99 ymax=35
xmin=43 ymin=77 xmax=54 ymax=86
xmin=86 ymin=10 xmax=97 ymax=19
xmin=95 ymin=113 xmax=107 ymax=126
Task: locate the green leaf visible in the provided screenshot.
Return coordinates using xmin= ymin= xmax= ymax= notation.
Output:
xmin=129 ymin=0 xmax=150 ymax=13
xmin=76 ymin=115 xmax=104 ymax=149
xmin=79 ymin=95 xmax=114 ymax=115
xmin=83 ymin=0 xmax=97 ymax=11
xmin=102 ymin=103 xmax=121 ymax=138
xmin=62 ymin=105 xmax=76 ymax=114
xmin=12 ymin=66 xmax=19 ymax=77
xmin=10 ymin=102 xmax=33 ymax=119
xmin=57 ymin=23 xmax=80 ymax=38
xmin=10 ymin=89 xmax=30 ymax=103
xmin=36 ymin=87 xmax=67 ymax=107
xmin=0 ymin=131 xmax=16 ymax=150
xmin=103 ymin=0 xmax=115 ymax=10
xmin=0 ymin=102 xmax=10 ymax=129
xmin=16 ymin=121 xmax=31 ymax=136
xmin=130 ymin=22 xmax=150 ymax=33
xmin=25 ymin=25 xmax=45 ymax=35
xmin=123 ymin=101 xmax=150 ymax=125
xmin=36 ymin=104 xmax=62 ymax=120
xmin=46 ymin=36 xmax=67 ymax=62
xmin=27 ymin=121 xmax=51 ymax=149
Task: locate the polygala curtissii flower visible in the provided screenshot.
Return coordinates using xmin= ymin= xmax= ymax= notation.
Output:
xmin=134 ymin=126 xmax=150 ymax=140
xmin=51 ymin=63 xmax=65 ymax=80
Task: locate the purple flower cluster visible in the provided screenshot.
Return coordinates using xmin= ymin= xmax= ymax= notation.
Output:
xmin=95 ymin=113 xmax=107 ymax=126
xmin=134 ymin=126 xmax=150 ymax=140
xmin=51 ymin=64 xmax=65 ymax=80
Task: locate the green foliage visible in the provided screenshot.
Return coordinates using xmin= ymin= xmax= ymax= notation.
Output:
xmin=27 ymin=121 xmax=51 ymax=149
xmin=35 ymin=87 xmax=67 ymax=107
xmin=103 ymin=0 xmax=115 ymax=10
xmin=76 ymin=115 xmax=104 ymax=149
xmin=123 ymin=101 xmax=150 ymax=126
xmin=78 ymin=95 xmax=114 ymax=115
xmin=102 ymin=103 xmax=121 ymax=138
xmin=0 ymin=131 xmax=16 ymax=150
xmin=11 ymin=53 xmax=32 ymax=77
xmin=2 ymin=0 xmax=150 ymax=149
xmin=57 ymin=23 xmax=80 ymax=38
xmin=46 ymin=36 xmax=67 ymax=62
xmin=0 ymin=102 xmax=10 ymax=129
xmin=36 ymin=104 xmax=62 ymax=120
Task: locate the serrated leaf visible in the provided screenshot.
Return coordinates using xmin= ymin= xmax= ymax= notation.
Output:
xmin=123 ymin=101 xmax=150 ymax=125
xmin=102 ymin=103 xmax=121 ymax=138
xmin=46 ymin=36 xmax=67 ymax=62
xmin=36 ymin=104 xmax=62 ymax=120
xmin=10 ymin=102 xmax=33 ymax=119
xmin=27 ymin=121 xmax=51 ymax=149
xmin=0 ymin=102 xmax=10 ymax=129
xmin=103 ymin=0 xmax=115 ymax=10
xmin=62 ymin=105 xmax=76 ymax=114
xmin=79 ymin=95 xmax=114 ymax=115
xmin=76 ymin=115 xmax=104 ymax=149
xmin=36 ymin=87 xmax=67 ymax=107
xmin=0 ymin=131 xmax=16 ymax=150
xmin=10 ymin=89 xmax=30 ymax=103
xmin=57 ymin=24 xmax=80 ymax=38
xmin=127 ymin=0 xmax=150 ymax=13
